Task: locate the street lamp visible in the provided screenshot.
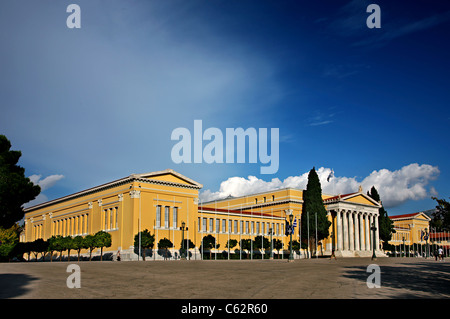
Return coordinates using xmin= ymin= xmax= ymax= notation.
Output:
xmin=180 ymin=221 xmax=188 ymax=260
xmin=285 ymin=209 xmax=294 ymax=261
xmin=371 ymin=222 xmax=377 ymax=260
xmin=402 ymin=236 xmax=406 ymax=258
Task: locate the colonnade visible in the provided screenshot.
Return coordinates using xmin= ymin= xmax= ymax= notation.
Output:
xmin=334 ymin=210 xmax=380 ymax=252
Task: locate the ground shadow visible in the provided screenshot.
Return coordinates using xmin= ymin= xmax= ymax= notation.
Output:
xmin=0 ymin=273 xmax=39 ymax=298
xmin=342 ymin=261 xmax=450 ymax=298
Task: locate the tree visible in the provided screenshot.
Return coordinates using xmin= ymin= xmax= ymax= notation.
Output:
xmin=62 ymin=236 xmax=75 ymax=261
xmin=94 ymin=231 xmax=112 ymax=261
xmin=301 ymin=167 xmax=331 ymax=256
xmin=84 ymin=234 xmax=97 ymax=261
xmin=72 ymin=235 xmax=86 ymax=261
xmin=253 ymin=236 xmax=270 ymax=257
xmin=158 ymin=237 xmax=173 ymax=260
xmin=0 ymin=135 xmax=41 ymax=228
xmin=239 ymin=238 xmax=251 ymax=259
xmin=201 ymin=235 xmax=219 ymax=260
xmin=367 ymin=186 xmax=394 ymax=247
xmin=180 ymin=238 xmax=195 ymax=258
xmin=134 ymin=229 xmax=155 ymax=261
xmin=47 ymin=235 xmax=59 ymax=262
xmin=31 ymin=238 xmax=48 ymax=261
xmin=273 ymin=239 xmax=283 ymax=258
xmin=0 ymin=224 xmax=20 ymax=262
xmin=431 ymin=197 xmax=450 ymax=231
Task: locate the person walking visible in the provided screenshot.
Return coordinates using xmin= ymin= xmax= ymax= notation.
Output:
xmin=438 ymin=247 xmax=444 ymax=261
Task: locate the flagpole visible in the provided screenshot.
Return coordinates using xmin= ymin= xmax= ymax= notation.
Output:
xmin=315 ymin=212 xmax=318 ymax=259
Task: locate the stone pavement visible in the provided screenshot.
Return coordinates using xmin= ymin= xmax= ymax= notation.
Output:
xmin=0 ymin=257 xmax=449 ymax=299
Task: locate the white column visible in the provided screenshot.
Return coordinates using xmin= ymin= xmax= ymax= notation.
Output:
xmin=336 ymin=210 xmax=343 ymax=251
xmin=349 ymin=212 xmax=354 ymax=251
xmin=354 ymin=212 xmax=360 ymax=251
xmin=375 ymin=213 xmax=380 ymax=251
xmin=359 ymin=213 xmax=365 ymax=251
xmin=365 ymin=213 xmax=370 ymax=251
xmin=343 ymin=211 xmax=349 ymax=250
xmin=369 ymin=214 xmax=374 ymax=251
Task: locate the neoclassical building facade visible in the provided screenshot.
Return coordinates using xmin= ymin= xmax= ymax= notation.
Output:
xmin=22 ymin=169 xmax=383 ymax=260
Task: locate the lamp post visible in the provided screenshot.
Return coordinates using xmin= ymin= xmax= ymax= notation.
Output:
xmin=269 ymin=227 xmax=274 ymax=260
xmin=371 ymin=222 xmax=377 ymax=260
xmin=180 ymin=221 xmax=187 ymax=260
xmin=285 ymin=209 xmax=294 ymax=261
xmin=402 ymin=236 xmax=406 ymax=257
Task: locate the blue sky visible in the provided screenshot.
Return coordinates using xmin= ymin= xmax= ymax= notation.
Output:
xmin=1 ymin=0 xmax=449 ymax=215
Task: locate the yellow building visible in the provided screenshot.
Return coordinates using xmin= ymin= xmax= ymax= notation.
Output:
xmin=23 ymin=169 xmax=384 ymax=260
xmin=388 ymin=212 xmax=430 ymax=247
xmin=23 ymin=169 xmax=202 ymax=261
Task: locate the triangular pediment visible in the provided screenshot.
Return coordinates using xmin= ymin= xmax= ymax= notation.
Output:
xmin=133 ymin=169 xmax=203 ymax=188
xmin=343 ymin=193 xmax=381 ymax=207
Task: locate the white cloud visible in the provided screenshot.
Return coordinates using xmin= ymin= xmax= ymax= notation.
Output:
xmin=199 ymin=164 xmax=440 ymax=208
xmin=23 ymin=174 xmax=65 ymax=208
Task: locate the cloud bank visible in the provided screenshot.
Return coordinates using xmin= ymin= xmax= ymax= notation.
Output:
xmin=200 ymin=163 xmax=439 ymax=209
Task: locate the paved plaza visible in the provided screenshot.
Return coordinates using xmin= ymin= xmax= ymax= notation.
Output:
xmin=0 ymin=257 xmax=449 ymax=299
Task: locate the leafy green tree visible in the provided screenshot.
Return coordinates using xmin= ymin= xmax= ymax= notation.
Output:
xmin=431 ymin=197 xmax=450 ymax=231
xmin=367 ymin=186 xmax=394 ymax=247
xmin=72 ymin=235 xmax=87 ymax=261
xmin=239 ymin=238 xmax=251 ymax=259
xmin=180 ymin=238 xmax=195 ymax=258
xmin=301 ymin=167 xmax=331 ymax=255
xmin=0 ymin=224 xmax=20 ymax=261
xmin=134 ymin=229 xmax=155 ymax=261
xmin=158 ymin=237 xmax=173 ymax=260
xmin=0 ymin=135 xmax=41 ymax=228
xmin=62 ymin=236 xmax=75 ymax=261
xmin=273 ymin=239 xmax=283 ymax=258
xmin=84 ymin=234 xmax=97 ymax=261
xmin=94 ymin=231 xmax=112 ymax=261
xmin=31 ymin=238 xmax=49 ymax=261
xmin=47 ymin=235 xmax=59 ymax=262
xmin=226 ymin=239 xmax=237 ymax=250
xmin=201 ymin=235 xmax=219 ymax=260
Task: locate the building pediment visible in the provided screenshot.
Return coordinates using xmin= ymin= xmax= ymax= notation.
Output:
xmin=133 ymin=169 xmax=203 ymax=189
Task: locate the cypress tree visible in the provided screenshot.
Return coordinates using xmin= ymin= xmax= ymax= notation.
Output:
xmin=367 ymin=186 xmax=394 ymax=247
xmin=301 ymin=167 xmax=331 ymax=255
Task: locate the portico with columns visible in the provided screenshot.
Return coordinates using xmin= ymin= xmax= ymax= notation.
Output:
xmin=323 ymin=187 xmax=385 ymax=257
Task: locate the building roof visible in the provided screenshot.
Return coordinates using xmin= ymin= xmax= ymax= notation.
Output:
xmin=389 ymin=212 xmax=431 ymax=221
xmin=24 ymin=169 xmax=202 ymax=213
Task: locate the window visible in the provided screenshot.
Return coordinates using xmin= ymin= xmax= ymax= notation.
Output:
xmin=104 ymin=209 xmax=108 ymax=230
xmin=251 ymin=221 xmax=254 ymax=234
xmin=264 ymin=196 xmax=266 ymax=203
xmin=173 ymin=207 xmax=178 ymax=228
xmin=228 ymin=220 xmax=232 ymax=233
xmin=246 ymin=221 xmax=249 ymax=234
xmin=203 ymin=218 xmax=207 ymax=232
xmin=256 ymin=222 xmax=260 ymax=235
xmin=165 ymin=206 xmax=170 ymax=228
xmin=115 ymin=208 xmax=119 ymax=229
xmin=156 ymin=205 xmax=161 ymax=227
xmin=222 ymin=219 xmax=226 ymax=233
xmin=276 ymin=223 xmax=279 ymax=236
xmin=216 ymin=219 xmax=220 ymax=233
xmin=198 ymin=217 xmax=201 ymax=231
xmin=272 ymin=195 xmax=275 ymax=201
xmin=255 ymin=198 xmax=258 ymax=204
xmin=240 ymin=221 xmax=243 ymax=234
xmin=209 ymin=218 xmax=213 ymax=232
xmin=234 ymin=220 xmax=238 ymax=234
xmin=110 ymin=208 xmax=113 ymax=230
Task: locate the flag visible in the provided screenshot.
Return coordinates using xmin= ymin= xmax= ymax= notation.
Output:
xmin=285 ymin=220 xmax=292 ymax=235
xmin=327 ymin=169 xmax=334 ymax=182
xmin=293 ymin=218 xmax=297 ymax=228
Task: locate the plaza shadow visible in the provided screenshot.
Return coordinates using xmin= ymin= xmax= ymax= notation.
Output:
xmin=341 ymin=261 xmax=450 ymax=298
xmin=0 ymin=273 xmax=39 ymax=298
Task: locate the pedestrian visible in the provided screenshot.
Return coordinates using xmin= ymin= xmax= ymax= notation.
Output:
xmin=330 ymin=249 xmax=337 ymax=260
xmin=117 ymin=250 xmax=121 ymax=261
xmin=438 ymin=247 xmax=444 ymax=261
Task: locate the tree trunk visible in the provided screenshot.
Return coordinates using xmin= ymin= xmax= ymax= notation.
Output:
xmin=101 ymin=247 xmax=103 ymax=261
